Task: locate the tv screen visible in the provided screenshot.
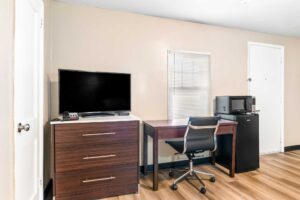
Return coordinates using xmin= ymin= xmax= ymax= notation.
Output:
xmin=59 ymin=69 xmax=131 ymax=114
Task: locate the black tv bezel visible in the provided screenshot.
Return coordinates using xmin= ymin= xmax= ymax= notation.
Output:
xmin=58 ymin=69 xmax=131 ymax=115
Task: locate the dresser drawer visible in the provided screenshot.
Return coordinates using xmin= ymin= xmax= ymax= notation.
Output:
xmin=54 ymin=121 xmax=139 ymax=146
xmin=55 ymin=142 xmax=138 ymax=172
xmin=55 ymin=165 xmax=138 ymax=200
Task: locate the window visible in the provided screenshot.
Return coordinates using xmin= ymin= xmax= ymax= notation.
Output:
xmin=168 ymin=51 xmax=210 ymax=119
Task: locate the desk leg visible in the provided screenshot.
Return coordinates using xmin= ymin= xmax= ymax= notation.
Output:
xmin=153 ymin=131 xmax=159 ymax=191
xmin=143 ymin=125 xmax=148 ymax=175
xmin=230 ymin=126 xmax=237 ymax=177
xmin=211 ymin=151 xmax=216 ymax=165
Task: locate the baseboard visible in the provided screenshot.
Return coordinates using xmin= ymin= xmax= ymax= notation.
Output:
xmin=284 ymin=145 xmax=300 ymax=152
xmin=140 ymin=157 xmax=210 ymax=173
xmin=44 ymin=179 xmax=52 ymax=199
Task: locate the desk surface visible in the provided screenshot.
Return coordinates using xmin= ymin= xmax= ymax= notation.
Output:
xmin=144 ymin=119 xmax=237 ymax=128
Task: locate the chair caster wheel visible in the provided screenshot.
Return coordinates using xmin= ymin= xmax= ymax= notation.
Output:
xmin=169 ymin=171 xmax=175 ymax=177
xmin=170 ymin=184 xmax=178 ymax=190
xmin=210 ymin=177 xmax=216 ymax=182
xmin=200 ymin=187 xmax=206 ymax=194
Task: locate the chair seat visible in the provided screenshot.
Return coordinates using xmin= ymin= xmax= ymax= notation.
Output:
xmin=165 ymin=140 xmax=184 ymax=153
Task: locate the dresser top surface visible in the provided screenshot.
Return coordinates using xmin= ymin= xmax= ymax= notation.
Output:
xmin=50 ymin=114 xmax=140 ymax=125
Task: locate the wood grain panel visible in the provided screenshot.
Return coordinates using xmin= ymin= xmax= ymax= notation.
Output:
xmin=52 ymin=120 xmax=140 ymax=199
xmin=156 ymin=124 xmax=234 ymax=139
xmin=217 ymin=124 xmax=235 ymax=135
xmin=55 ymin=121 xmax=139 ymax=147
xmin=55 ymin=165 xmax=138 ymax=200
xmin=55 ymin=143 xmax=138 ymax=172
xmin=157 ymin=127 xmax=186 ymax=139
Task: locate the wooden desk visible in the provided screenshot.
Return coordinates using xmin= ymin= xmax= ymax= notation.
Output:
xmin=143 ymin=119 xmax=237 ymax=191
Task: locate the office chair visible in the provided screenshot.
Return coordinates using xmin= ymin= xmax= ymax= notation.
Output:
xmin=165 ymin=116 xmax=220 ymax=194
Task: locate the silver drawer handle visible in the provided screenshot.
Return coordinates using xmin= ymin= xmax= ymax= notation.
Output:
xmin=82 ymin=154 xmax=116 ymax=160
xmin=82 ymin=132 xmax=116 ymax=137
xmin=82 ymin=176 xmax=116 ymax=183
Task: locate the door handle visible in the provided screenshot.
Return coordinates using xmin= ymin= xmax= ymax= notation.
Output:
xmin=82 ymin=132 xmax=116 ymax=137
xmin=18 ymin=123 xmax=30 ymax=133
xmin=82 ymin=176 xmax=116 ymax=183
xmin=247 ymin=78 xmax=252 ymax=82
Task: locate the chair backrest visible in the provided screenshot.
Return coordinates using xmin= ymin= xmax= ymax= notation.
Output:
xmin=183 ymin=116 xmax=220 ymax=154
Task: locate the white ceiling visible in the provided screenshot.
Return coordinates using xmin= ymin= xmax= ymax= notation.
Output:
xmin=57 ymin=0 xmax=300 ymax=37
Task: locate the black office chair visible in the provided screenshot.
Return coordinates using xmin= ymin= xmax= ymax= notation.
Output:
xmin=165 ymin=116 xmax=220 ymax=194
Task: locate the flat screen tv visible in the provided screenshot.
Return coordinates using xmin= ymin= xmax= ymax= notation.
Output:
xmin=59 ymin=69 xmax=131 ymax=115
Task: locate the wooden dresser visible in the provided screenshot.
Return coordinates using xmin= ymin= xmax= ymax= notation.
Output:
xmin=51 ymin=116 xmax=140 ymax=200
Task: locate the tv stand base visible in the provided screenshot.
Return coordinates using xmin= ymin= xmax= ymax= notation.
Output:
xmin=81 ymin=112 xmax=115 ymax=117
xmin=81 ymin=112 xmax=130 ymax=117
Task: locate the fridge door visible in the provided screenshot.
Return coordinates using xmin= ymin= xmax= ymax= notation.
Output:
xmin=235 ymin=115 xmax=259 ymax=172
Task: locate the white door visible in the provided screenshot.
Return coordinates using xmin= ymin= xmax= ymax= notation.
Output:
xmin=248 ymin=42 xmax=284 ymax=155
xmin=14 ymin=0 xmax=44 ymax=199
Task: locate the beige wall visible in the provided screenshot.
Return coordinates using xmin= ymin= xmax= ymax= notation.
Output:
xmin=44 ymin=0 xmax=52 ymax=189
xmin=48 ymin=1 xmax=300 ymax=164
xmin=0 ymin=0 xmax=14 ymax=199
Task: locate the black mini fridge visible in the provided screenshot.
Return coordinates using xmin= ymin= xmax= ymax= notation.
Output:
xmin=216 ymin=114 xmax=259 ymax=173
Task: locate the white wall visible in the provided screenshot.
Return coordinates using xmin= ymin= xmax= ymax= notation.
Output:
xmin=0 ymin=0 xmax=15 ymax=199
xmin=47 ymin=2 xmax=300 ymax=166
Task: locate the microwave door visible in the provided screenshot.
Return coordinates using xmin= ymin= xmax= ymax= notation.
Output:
xmin=231 ymin=99 xmax=245 ymax=113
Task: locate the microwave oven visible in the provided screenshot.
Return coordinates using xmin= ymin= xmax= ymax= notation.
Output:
xmin=215 ymin=96 xmax=254 ymax=114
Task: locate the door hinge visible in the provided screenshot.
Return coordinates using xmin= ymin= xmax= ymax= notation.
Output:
xmin=40 ymin=18 xmax=44 ymax=28
xmin=40 ymin=179 xmax=43 ymax=186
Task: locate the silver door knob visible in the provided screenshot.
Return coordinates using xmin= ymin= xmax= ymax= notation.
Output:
xmin=247 ymin=78 xmax=252 ymax=82
xmin=18 ymin=123 xmax=30 ymax=133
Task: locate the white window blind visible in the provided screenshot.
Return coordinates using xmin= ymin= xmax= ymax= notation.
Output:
xmin=168 ymin=51 xmax=210 ymax=119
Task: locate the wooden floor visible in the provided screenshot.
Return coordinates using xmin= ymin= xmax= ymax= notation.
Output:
xmin=104 ymin=150 xmax=300 ymax=200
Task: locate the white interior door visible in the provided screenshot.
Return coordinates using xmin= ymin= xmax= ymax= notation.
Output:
xmin=14 ymin=0 xmax=44 ymax=199
xmin=248 ymin=42 xmax=284 ymax=155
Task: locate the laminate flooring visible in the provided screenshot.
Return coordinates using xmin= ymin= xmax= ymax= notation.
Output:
xmin=105 ymin=150 xmax=300 ymax=200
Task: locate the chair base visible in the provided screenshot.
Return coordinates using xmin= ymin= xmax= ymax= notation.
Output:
xmin=169 ymin=159 xmax=216 ymax=194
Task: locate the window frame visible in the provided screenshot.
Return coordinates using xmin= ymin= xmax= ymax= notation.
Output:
xmin=167 ymin=50 xmax=212 ymax=119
